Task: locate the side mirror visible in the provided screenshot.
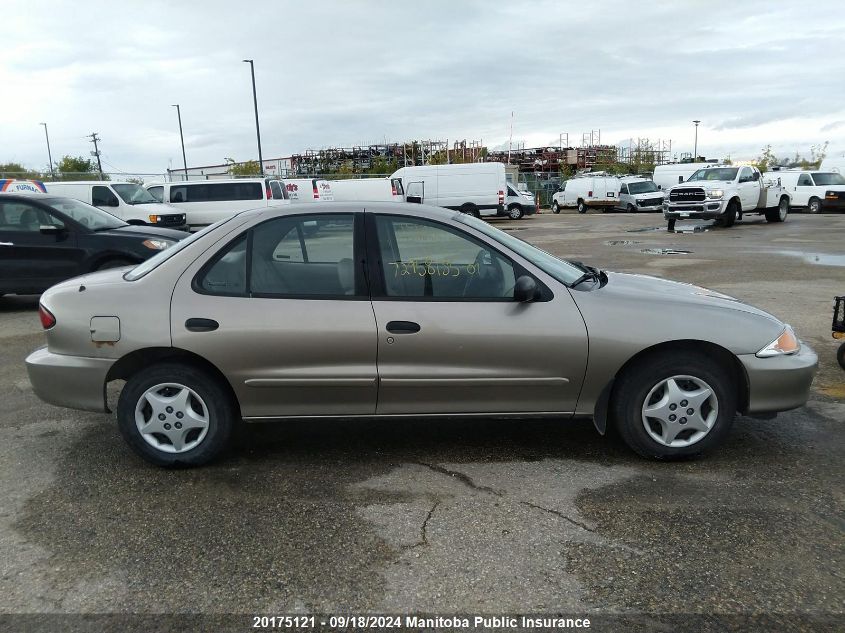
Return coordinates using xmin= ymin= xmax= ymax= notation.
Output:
xmin=40 ymin=225 xmax=63 ymax=234
xmin=514 ymin=275 xmax=538 ymax=302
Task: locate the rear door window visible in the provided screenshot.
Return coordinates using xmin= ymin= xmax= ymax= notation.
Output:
xmin=169 ymin=182 xmax=263 ymax=203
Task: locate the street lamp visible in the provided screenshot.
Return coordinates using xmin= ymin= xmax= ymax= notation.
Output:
xmin=39 ymin=123 xmax=54 ymax=179
xmin=692 ymin=120 xmax=701 ymax=160
xmin=171 ymin=105 xmax=188 ymax=181
xmin=243 ymin=59 xmax=264 ymax=175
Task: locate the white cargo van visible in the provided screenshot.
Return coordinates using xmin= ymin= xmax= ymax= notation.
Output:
xmin=616 ymin=177 xmax=664 ymax=212
xmin=328 ymin=177 xmax=404 ymax=202
xmin=46 ymin=181 xmax=187 ymax=230
xmin=764 ymin=170 xmax=845 ymax=213
xmin=145 ymin=178 xmax=288 ymax=229
xmin=551 ymin=174 xmax=620 ymax=214
xmin=389 ymin=162 xmax=506 ymax=217
xmin=277 ymin=179 xmax=334 ymax=203
xmin=652 ymin=163 xmax=715 ymax=192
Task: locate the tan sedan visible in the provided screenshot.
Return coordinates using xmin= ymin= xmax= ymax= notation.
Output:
xmin=26 ymin=203 xmax=817 ymax=466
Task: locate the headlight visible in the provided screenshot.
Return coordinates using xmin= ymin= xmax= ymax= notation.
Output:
xmin=706 ymin=189 xmax=724 ymax=199
xmin=756 ymin=325 xmax=800 ymax=357
xmin=148 ymin=215 xmax=160 ymax=223
xmin=142 ymin=239 xmax=174 ymax=251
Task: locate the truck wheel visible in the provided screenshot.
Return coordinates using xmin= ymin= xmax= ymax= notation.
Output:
xmin=722 ymin=201 xmax=738 ymax=228
xmin=627 ymin=204 xmax=636 ymax=213
xmin=552 ymin=201 xmax=561 ymax=214
xmin=460 ymin=203 xmax=480 ymax=218
xmin=508 ymin=205 xmax=524 ymax=220
xmin=667 ymin=219 xmax=676 ymax=232
xmin=807 ymin=197 xmax=822 ymax=214
xmin=765 ymin=196 xmax=789 ymax=223
xmin=577 ymin=200 xmax=587 ymax=214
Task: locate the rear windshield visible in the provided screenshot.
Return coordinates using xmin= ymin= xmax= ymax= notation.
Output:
xmin=688 ymin=168 xmax=738 ymax=182
xmin=811 ymin=172 xmax=845 ymax=186
xmin=124 ymin=217 xmax=239 ymax=281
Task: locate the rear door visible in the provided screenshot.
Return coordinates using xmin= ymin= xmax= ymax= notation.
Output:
xmin=170 ymin=212 xmax=378 ymax=418
xmin=366 ymin=212 xmax=588 ymax=415
xmin=0 ymin=200 xmax=82 ymax=293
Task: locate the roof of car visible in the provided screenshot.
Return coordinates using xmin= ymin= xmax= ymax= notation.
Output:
xmin=249 ymin=200 xmax=459 ymax=221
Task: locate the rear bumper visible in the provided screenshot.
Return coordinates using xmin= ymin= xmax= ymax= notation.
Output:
xmin=25 ymin=347 xmax=113 ymax=413
xmin=739 ymin=343 xmax=818 ymax=414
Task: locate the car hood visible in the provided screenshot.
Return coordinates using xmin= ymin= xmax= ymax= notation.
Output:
xmin=673 ymin=180 xmax=732 ymax=190
xmin=591 ymin=272 xmax=781 ymax=323
xmin=96 ymin=224 xmax=188 ymax=241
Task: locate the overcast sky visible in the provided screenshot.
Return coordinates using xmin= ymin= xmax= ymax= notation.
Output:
xmin=2 ymin=0 xmax=844 ymax=175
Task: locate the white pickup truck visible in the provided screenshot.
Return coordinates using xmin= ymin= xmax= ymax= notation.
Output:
xmin=663 ymin=164 xmax=791 ymax=231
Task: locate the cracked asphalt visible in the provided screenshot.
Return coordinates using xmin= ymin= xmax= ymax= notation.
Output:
xmin=0 ymin=209 xmax=842 ymax=629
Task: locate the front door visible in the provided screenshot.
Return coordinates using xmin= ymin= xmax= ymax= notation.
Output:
xmin=366 ymin=213 xmax=588 ymax=415
xmin=170 ymin=212 xmax=378 ymax=418
xmin=737 ymin=167 xmax=757 ymax=209
xmin=0 ymin=199 xmax=81 ymax=293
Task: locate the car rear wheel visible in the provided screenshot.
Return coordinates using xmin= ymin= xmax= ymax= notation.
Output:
xmin=807 ymin=197 xmax=821 ymax=214
xmin=611 ymin=351 xmax=737 ymax=459
xmin=577 ymin=200 xmax=587 ymax=214
xmin=508 ymin=205 xmax=524 ymax=220
xmin=117 ymin=363 xmax=236 ymax=467
xmin=765 ymin=196 xmax=789 ymax=222
xmin=552 ymin=201 xmax=561 ymax=214
xmin=460 ymin=203 xmax=480 ymax=218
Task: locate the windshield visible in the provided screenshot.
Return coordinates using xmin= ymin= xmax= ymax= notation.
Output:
xmin=812 ymin=172 xmax=845 ymax=186
xmin=687 ymin=168 xmax=738 ymax=182
xmin=124 ymin=217 xmax=238 ymax=281
xmin=45 ymin=197 xmax=126 ymax=231
xmin=455 ymin=213 xmax=584 ymax=285
xmin=112 ymin=183 xmax=159 ymax=205
xmin=627 ymin=181 xmax=659 ymax=194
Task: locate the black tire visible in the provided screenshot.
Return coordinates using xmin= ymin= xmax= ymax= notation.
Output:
xmin=95 ymin=258 xmax=136 ymax=271
xmin=837 ymin=342 xmax=845 ymax=371
xmin=460 ymin=203 xmax=480 ymax=218
xmin=765 ymin=196 xmax=789 ymax=223
xmin=627 ymin=204 xmax=636 ymax=213
xmin=721 ymin=200 xmax=738 ymax=228
xmin=552 ymin=201 xmax=561 ymax=214
xmin=667 ymin=218 xmax=676 ymax=232
xmin=577 ymin=200 xmax=587 ymax=214
xmin=507 ymin=204 xmax=524 ymax=220
xmin=611 ymin=351 xmax=737 ymax=459
xmin=117 ymin=363 xmax=237 ymax=467
xmin=807 ymin=197 xmax=822 ymax=214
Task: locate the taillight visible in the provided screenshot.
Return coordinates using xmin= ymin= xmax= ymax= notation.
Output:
xmin=498 ymin=190 xmax=504 ymax=204
xmin=39 ymin=304 xmax=56 ymax=330
xmin=391 ymin=182 xmax=397 ymax=196
xmin=588 ymin=190 xmax=593 ymax=197
xmin=313 ymin=182 xmax=320 ymax=199
xmin=266 ymin=185 xmax=272 ymax=200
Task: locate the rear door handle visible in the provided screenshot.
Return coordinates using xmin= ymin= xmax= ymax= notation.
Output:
xmin=386 ymin=320 xmax=421 ymax=334
xmin=185 ymin=318 xmax=219 ymax=332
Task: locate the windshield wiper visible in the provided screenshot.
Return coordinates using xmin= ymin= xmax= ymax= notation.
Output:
xmin=570 ymin=269 xmax=601 ymax=288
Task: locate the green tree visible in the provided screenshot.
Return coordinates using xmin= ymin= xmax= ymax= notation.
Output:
xmin=57 ymin=155 xmax=104 ymax=180
xmin=230 ymin=160 xmax=261 ymax=177
xmin=753 ymin=145 xmax=778 ymax=173
xmin=369 ymin=156 xmax=399 ymax=174
xmin=334 ymin=161 xmax=357 ymax=179
xmin=0 ymin=162 xmax=42 ymax=179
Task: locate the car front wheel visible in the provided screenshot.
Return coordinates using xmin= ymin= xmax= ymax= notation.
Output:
xmin=611 ymin=352 xmax=737 ymax=459
xmin=117 ymin=363 xmax=236 ymax=467
xmin=508 ymin=205 xmax=524 ymax=220
xmin=552 ymin=201 xmax=561 ymax=214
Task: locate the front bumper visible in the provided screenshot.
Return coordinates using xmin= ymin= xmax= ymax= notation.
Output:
xmin=739 ymin=343 xmax=818 ymax=414
xmin=821 ymin=197 xmax=845 ymax=211
xmin=663 ymin=199 xmax=726 ymax=220
xmin=153 ymin=213 xmax=189 ymax=232
xmin=25 ymin=347 xmax=114 ymax=413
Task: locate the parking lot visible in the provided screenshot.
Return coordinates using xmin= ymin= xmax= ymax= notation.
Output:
xmin=1 ymin=210 xmax=842 ymax=626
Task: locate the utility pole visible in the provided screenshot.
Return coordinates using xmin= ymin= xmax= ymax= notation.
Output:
xmin=243 ymin=59 xmax=264 ymax=175
xmin=40 ymin=123 xmax=54 ymax=179
xmin=692 ymin=120 xmax=701 ymax=160
xmin=171 ymin=104 xmax=188 ymax=181
xmin=507 ymin=111 xmax=514 ymax=164
xmin=88 ymin=132 xmax=103 ymax=177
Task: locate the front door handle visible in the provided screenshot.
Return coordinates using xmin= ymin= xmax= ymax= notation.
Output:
xmin=386 ymin=320 xmax=421 ymax=334
xmin=185 ymin=318 xmax=219 ymax=332
xmin=0 ymin=242 xmax=13 ymax=246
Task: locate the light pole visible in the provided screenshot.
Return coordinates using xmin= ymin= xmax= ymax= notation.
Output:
xmin=692 ymin=120 xmax=701 ymax=160
xmin=243 ymin=59 xmax=264 ymax=175
xmin=171 ymin=104 xmax=188 ymax=181
xmin=39 ymin=123 xmax=54 ymax=179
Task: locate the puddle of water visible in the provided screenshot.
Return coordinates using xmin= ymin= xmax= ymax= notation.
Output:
xmin=604 ymin=240 xmax=641 ymax=246
xmin=777 ymin=251 xmax=845 ymax=267
xmin=641 ymin=248 xmax=693 ymax=255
